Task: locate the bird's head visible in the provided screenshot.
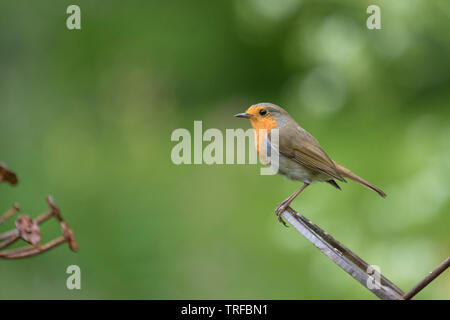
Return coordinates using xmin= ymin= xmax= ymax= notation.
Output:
xmin=234 ymin=102 xmax=291 ymax=130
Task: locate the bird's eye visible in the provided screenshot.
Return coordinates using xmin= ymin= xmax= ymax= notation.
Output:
xmin=259 ymin=109 xmax=267 ymax=116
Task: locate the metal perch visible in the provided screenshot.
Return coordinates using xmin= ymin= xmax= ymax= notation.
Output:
xmin=281 ymin=207 xmax=449 ymax=300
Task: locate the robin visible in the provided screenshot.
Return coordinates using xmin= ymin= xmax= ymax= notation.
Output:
xmin=235 ymin=102 xmax=386 ymax=226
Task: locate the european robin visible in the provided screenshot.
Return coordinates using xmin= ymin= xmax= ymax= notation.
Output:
xmin=235 ymin=103 xmax=386 ymax=226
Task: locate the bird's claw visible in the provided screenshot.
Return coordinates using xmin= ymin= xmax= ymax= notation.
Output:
xmin=275 ymin=201 xmax=289 ymax=227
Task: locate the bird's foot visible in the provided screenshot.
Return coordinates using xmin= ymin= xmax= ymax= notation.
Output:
xmin=275 ymin=200 xmax=289 ymax=227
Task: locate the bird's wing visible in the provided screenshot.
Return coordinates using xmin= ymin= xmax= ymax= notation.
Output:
xmin=277 ymin=125 xmax=346 ymax=182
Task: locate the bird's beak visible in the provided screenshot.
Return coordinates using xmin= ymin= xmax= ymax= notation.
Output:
xmin=234 ymin=112 xmax=251 ymax=119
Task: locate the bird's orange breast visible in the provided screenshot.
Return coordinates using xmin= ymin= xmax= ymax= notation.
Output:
xmin=250 ymin=117 xmax=278 ymax=158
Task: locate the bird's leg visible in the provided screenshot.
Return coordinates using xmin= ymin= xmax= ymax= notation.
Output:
xmin=275 ymin=183 xmax=310 ymax=227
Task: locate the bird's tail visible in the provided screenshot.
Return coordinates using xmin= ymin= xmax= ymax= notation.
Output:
xmin=334 ymin=162 xmax=387 ymax=198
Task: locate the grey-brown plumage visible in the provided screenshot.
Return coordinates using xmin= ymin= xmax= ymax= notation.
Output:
xmin=258 ymin=103 xmax=386 ymax=197
xmin=235 ymin=102 xmax=387 ymax=226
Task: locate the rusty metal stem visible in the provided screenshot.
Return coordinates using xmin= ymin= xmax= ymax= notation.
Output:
xmin=0 ymin=236 xmax=67 ymax=259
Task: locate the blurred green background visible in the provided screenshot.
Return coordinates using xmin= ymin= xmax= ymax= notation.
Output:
xmin=0 ymin=0 xmax=449 ymax=299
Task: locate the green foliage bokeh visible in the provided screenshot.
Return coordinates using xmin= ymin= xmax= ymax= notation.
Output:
xmin=0 ymin=0 xmax=449 ymax=299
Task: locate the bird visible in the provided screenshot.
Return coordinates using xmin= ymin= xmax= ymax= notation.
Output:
xmin=235 ymin=102 xmax=386 ymax=226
